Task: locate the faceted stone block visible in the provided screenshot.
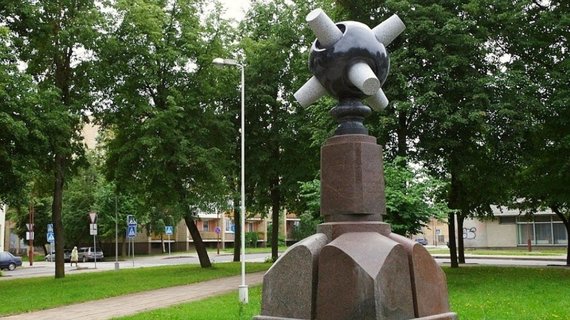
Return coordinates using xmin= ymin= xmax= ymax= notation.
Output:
xmin=258 ymin=233 xmax=328 ymax=320
xmin=388 ymin=233 xmax=451 ymax=317
xmin=316 ymin=232 xmax=415 ymax=320
xmin=320 ymin=135 xmax=386 ymax=222
xmin=317 ymin=221 xmax=391 ymax=241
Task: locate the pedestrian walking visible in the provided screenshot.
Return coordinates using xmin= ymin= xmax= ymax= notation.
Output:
xmin=70 ymin=246 xmax=78 ymax=267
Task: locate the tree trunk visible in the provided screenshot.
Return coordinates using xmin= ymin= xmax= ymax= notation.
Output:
xmin=457 ymin=213 xmax=466 ymax=264
xmin=53 ymin=153 xmax=66 ymax=278
xmin=184 ymin=213 xmax=211 ymax=268
xmin=551 ymin=206 xmax=570 ymax=266
xmin=447 ymin=170 xmax=462 ymax=268
xmin=270 ymin=176 xmax=281 ymax=262
xmin=447 ymin=212 xmax=459 ymax=268
xmin=233 ymin=196 xmax=241 ymax=262
xmin=397 ymin=111 xmax=408 ymax=158
xmin=121 ymin=237 xmax=127 ymax=259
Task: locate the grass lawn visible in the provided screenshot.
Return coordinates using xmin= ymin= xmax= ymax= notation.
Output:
xmin=0 ymin=262 xmax=271 ymax=316
xmin=218 ymin=246 xmax=288 ymax=254
xmin=117 ymin=266 xmax=570 ymax=320
xmin=446 ymin=266 xmax=570 ymax=319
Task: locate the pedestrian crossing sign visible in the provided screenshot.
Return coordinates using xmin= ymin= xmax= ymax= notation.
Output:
xmin=165 ymin=226 xmax=173 ymax=235
xmin=127 ymin=225 xmax=137 ymax=238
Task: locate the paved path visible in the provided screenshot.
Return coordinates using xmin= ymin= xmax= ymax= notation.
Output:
xmin=1 ymin=272 xmax=265 ymax=320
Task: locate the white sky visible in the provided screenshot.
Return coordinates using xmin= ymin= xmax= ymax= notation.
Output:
xmin=220 ymin=0 xmax=251 ymax=21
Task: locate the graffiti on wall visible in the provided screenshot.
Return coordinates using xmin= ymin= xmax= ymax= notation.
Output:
xmin=463 ymin=227 xmax=477 ymax=240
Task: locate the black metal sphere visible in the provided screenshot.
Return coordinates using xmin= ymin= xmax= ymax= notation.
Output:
xmin=309 ymin=21 xmax=390 ymax=100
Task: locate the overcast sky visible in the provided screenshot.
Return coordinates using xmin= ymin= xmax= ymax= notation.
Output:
xmin=220 ymin=0 xmax=251 ymax=21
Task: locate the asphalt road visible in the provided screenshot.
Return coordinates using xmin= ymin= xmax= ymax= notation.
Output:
xmin=0 ymin=252 xmax=270 ymax=280
xmin=2 ymin=251 xmax=567 ymax=280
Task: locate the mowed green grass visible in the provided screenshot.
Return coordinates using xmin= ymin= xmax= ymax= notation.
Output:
xmin=0 ymin=262 xmax=271 ymax=316
xmin=446 ymin=266 xmax=570 ymax=319
xmin=118 ymin=266 xmax=570 ymax=320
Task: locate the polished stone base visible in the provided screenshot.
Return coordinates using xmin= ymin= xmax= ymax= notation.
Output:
xmin=254 ymin=222 xmax=456 ymax=320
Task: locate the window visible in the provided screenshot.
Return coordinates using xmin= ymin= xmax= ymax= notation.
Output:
xmin=247 ymin=223 xmax=254 ymax=232
xmin=202 ymin=221 xmax=209 ymax=232
xmin=554 ymin=224 xmax=568 ymax=244
xmin=516 ymin=217 xmax=567 ymax=246
xmin=517 ymin=223 xmax=534 ymax=245
xmin=226 ymin=220 xmax=235 ymax=233
xmin=499 ymin=217 xmax=516 ymax=224
xmin=535 ymin=223 xmax=551 ymax=244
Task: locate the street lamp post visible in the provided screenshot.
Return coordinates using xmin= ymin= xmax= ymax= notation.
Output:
xmin=212 ymin=57 xmax=248 ymax=304
xmin=115 ymin=196 xmax=119 ymax=270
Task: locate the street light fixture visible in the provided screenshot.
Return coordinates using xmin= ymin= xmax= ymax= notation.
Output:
xmin=213 ymin=57 xmax=248 ymax=304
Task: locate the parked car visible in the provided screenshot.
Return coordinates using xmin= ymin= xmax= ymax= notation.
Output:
xmin=78 ymin=247 xmax=104 ymax=262
xmin=415 ymin=238 xmax=428 ymax=246
xmin=0 ymin=251 xmax=23 ymax=271
xmin=44 ymin=249 xmax=71 ymax=262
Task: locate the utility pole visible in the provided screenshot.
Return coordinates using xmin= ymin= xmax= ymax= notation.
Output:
xmin=28 ymin=201 xmax=35 ymax=266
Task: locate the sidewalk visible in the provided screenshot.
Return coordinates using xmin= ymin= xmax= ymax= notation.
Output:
xmin=1 ymin=272 xmax=265 ymax=320
xmin=432 ymin=254 xmax=567 ymax=262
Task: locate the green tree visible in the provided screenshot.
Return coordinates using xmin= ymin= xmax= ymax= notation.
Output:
xmin=384 ymin=157 xmax=449 ymax=236
xmin=62 ymin=153 xmax=100 ymax=247
xmin=240 ymin=0 xmax=324 ymax=262
xmin=292 ymin=180 xmax=324 ymax=241
xmin=95 ymin=0 xmax=234 ymax=268
xmin=484 ymin=0 xmax=570 ymax=265
xmin=336 ymin=0 xmax=507 ymax=268
xmin=94 ymin=182 xmax=144 ymax=259
xmin=1 ymin=0 xmax=103 ymax=277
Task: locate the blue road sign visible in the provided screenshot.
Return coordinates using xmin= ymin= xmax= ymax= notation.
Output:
xmin=47 ymin=232 xmax=55 ymax=243
xmin=127 ymin=225 xmax=137 ymax=238
xmin=127 ymin=215 xmax=137 ymax=226
xmin=165 ymin=226 xmax=173 ymax=235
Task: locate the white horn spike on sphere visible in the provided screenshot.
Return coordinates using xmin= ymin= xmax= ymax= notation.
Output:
xmin=306 ymin=8 xmax=343 ymax=48
xmin=365 ymin=88 xmax=389 ymax=111
xmin=348 ymin=62 xmax=381 ymax=96
xmin=294 ymin=76 xmax=327 ymax=107
xmin=372 ymin=14 xmax=406 ymax=47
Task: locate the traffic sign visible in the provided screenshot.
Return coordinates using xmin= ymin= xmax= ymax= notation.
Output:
xmin=47 ymin=224 xmax=53 ymax=233
xmin=90 ymin=223 xmax=98 ymax=235
xmin=165 ymin=226 xmax=173 ymax=235
xmin=47 ymin=232 xmax=55 ymax=242
xmin=214 ymin=227 xmax=221 ymax=235
xmin=127 ymin=215 xmax=137 ymax=226
xmin=89 ymin=211 xmax=97 ymax=223
xmin=26 ymin=232 xmax=34 ymax=240
xmin=127 ymin=225 xmax=137 ymax=238
xmin=26 ymin=223 xmax=34 ymax=231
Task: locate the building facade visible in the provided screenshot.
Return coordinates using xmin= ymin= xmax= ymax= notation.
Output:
xmin=419 ymin=207 xmax=568 ymax=248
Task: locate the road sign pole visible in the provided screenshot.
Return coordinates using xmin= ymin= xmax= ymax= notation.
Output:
xmin=168 ymin=234 xmax=171 ymax=255
xmin=94 ymin=234 xmax=97 ymax=269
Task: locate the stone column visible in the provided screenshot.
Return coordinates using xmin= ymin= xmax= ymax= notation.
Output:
xmin=321 ymin=134 xmax=386 ymax=222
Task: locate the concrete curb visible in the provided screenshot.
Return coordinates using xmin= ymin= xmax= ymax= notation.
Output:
xmin=432 ymin=254 xmax=567 ymax=262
